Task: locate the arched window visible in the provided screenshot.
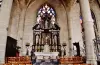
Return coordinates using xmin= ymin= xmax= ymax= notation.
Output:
xmin=37 ymin=4 xmax=56 ymax=29
xmin=38 ymin=4 xmax=55 ymax=17
xmin=0 ymin=0 xmax=3 ymax=7
xmin=80 ymin=16 xmax=84 ymax=42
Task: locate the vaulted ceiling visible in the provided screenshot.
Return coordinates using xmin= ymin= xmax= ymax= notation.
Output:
xmin=14 ymin=0 xmax=100 ymax=10
xmin=59 ymin=0 xmax=77 ymax=7
xmin=14 ymin=0 xmax=77 ymax=8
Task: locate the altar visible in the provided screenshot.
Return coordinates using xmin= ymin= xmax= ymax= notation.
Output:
xmin=34 ymin=52 xmax=59 ymax=59
xmin=31 ymin=4 xmax=63 ymax=65
xmin=30 ymin=4 xmax=66 ymax=65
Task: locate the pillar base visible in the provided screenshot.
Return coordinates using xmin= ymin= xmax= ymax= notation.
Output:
xmin=86 ymin=59 xmax=97 ymax=65
xmin=21 ymin=50 xmax=27 ymax=56
xmin=0 ymin=58 xmax=5 ymax=64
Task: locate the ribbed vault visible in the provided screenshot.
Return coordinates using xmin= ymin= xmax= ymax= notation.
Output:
xmin=14 ymin=0 xmax=77 ymax=9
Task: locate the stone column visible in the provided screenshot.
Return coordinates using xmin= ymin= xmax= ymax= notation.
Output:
xmin=17 ymin=8 xmax=27 ymax=56
xmin=67 ymin=11 xmax=74 ymax=56
xmin=79 ymin=0 xmax=97 ymax=65
xmin=0 ymin=0 xmax=13 ymax=63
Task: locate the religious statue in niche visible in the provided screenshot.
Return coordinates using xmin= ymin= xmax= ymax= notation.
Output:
xmin=45 ymin=34 xmax=50 ymax=43
xmin=42 ymin=33 xmax=51 ymax=45
xmin=54 ymin=35 xmax=57 ymax=45
xmin=45 ymin=20 xmax=49 ymax=29
xmin=36 ymin=35 xmax=40 ymax=45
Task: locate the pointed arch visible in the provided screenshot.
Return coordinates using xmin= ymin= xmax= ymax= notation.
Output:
xmin=36 ymin=4 xmax=56 ymax=29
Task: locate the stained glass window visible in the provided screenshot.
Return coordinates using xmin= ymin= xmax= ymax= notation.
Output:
xmin=0 ymin=0 xmax=3 ymax=7
xmin=37 ymin=4 xmax=56 ymax=25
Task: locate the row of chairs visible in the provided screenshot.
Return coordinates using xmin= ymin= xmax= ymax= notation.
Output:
xmin=6 ymin=56 xmax=31 ymax=64
xmin=3 ymin=63 xmax=91 ymax=65
xmin=59 ymin=64 xmax=91 ymax=65
xmin=59 ymin=56 xmax=84 ymax=64
xmin=73 ymin=64 xmax=91 ymax=65
xmin=3 ymin=63 xmax=32 ymax=65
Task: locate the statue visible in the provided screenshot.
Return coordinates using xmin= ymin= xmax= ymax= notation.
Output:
xmin=61 ymin=45 xmax=64 ymax=57
xmin=43 ymin=42 xmax=50 ymax=52
xmin=51 ymin=15 xmax=55 ymax=24
xmin=54 ymin=35 xmax=57 ymax=45
xmin=45 ymin=20 xmax=49 ymax=29
xmin=43 ymin=35 xmax=50 ymax=52
xmin=37 ymin=15 xmax=41 ymax=24
xmin=36 ymin=35 xmax=39 ymax=45
xmin=45 ymin=35 xmax=50 ymax=43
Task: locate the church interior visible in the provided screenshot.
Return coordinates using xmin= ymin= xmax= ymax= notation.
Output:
xmin=0 ymin=0 xmax=100 ymax=65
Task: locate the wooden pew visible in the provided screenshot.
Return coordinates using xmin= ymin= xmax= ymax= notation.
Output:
xmin=59 ymin=56 xmax=84 ymax=64
xmin=6 ymin=56 xmax=32 ymax=64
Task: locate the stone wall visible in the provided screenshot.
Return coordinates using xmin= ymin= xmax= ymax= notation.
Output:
xmin=0 ymin=0 xmax=13 ymax=63
xmin=8 ymin=0 xmax=69 ymax=56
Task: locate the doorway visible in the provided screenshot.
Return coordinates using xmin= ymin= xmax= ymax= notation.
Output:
xmin=5 ymin=36 xmax=17 ymax=57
